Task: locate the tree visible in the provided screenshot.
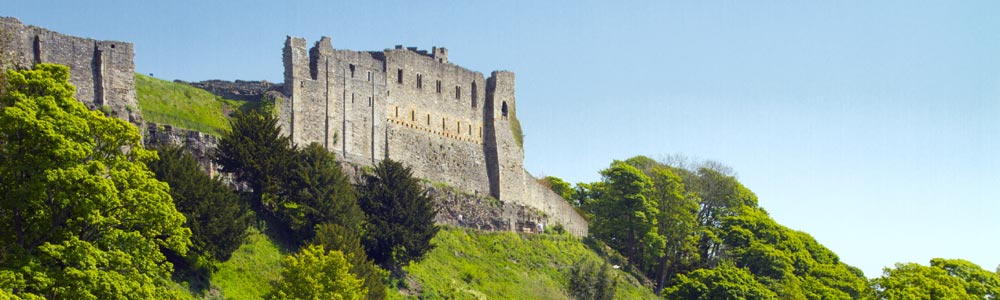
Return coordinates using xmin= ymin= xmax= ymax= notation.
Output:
xmin=0 ymin=64 xmax=191 ymax=299
xmin=267 ymin=244 xmax=366 ymax=300
xmin=664 ymin=261 xmax=778 ymax=300
xmin=539 ymin=176 xmax=576 ymax=205
xmin=568 ymin=258 xmax=617 ymax=300
xmin=214 ymin=109 xmax=296 ymax=214
xmin=279 ymin=143 xmax=364 ymax=243
xmin=148 ymin=145 xmax=250 ymax=261
xmin=872 ymin=262 xmax=969 ymax=300
xmin=930 ymin=258 xmax=1000 ymax=299
xmin=872 ymin=259 xmax=1000 ymax=300
xmin=648 ymin=166 xmax=700 ymax=294
xmin=358 ymin=159 xmax=439 ymax=272
xmin=312 ymin=223 xmax=387 ymax=300
xmin=588 ymin=161 xmax=664 ymax=268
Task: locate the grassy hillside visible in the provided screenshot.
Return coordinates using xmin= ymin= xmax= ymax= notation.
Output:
xmin=135 ymin=74 xmax=263 ymax=136
xmin=401 ymin=228 xmax=657 ymax=300
xmin=184 ymin=227 xmax=657 ymax=299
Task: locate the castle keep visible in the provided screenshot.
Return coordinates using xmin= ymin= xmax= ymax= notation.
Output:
xmin=0 ymin=17 xmax=141 ymax=124
xmin=282 ymin=37 xmax=587 ymax=235
xmin=0 ymin=16 xmax=587 ymax=236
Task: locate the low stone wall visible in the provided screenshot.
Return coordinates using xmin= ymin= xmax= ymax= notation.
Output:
xmin=143 ymin=123 xmax=220 ymax=177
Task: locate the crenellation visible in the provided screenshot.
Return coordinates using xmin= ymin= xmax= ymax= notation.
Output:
xmin=1 ymin=17 xmax=140 ymax=124
xmin=281 ymin=37 xmax=587 ymax=236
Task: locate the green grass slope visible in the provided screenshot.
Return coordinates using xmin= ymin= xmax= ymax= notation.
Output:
xmin=211 ymin=227 xmax=286 ymax=300
xmin=400 ymin=228 xmax=659 ymax=300
xmin=135 ymin=74 xmax=263 ymax=136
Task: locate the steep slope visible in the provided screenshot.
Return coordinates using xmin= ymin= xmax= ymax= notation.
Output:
xmin=135 ymin=74 xmax=262 ymax=135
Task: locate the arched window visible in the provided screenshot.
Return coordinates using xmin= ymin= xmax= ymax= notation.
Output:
xmin=501 ymin=101 xmax=508 ymax=120
xmin=471 ymin=81 xmax=478 ymax=108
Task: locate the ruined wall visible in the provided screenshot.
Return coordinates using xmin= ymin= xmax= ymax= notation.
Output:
xmin=281 ymin=36 xmax=588 ymax=236
xmin=0 ymin=17 xmax=140 ymax=124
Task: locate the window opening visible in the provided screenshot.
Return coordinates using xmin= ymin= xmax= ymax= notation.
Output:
xmin=455 ymin=86 xmax=461 ymax=100
xmin=417 ymin=74 xmax=423 ymax=89
xmin=501 ymin=101 xmax=508 ymax=120
xmin=436 ymin=80 xmax=442 ymax=93
xmin=471 ymin=81 xmax=478 ymax=108
xmin=350 ymin=64 xmax=355 ymax=78
xmin=397 ymin=69 xmax=403 ymax=84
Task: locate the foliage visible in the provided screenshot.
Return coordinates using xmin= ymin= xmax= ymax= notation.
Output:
xmin=664 ymin=261 xmax=778 ymax=300
xmin=0 ymin=64 xmax=191 ymax=299
xmin=214 ymin=109 xmax=296 ymax=215
xmin=148 ymin=145 xmax=250 ymax=262
xmin=539 ymin=176 xmax=577 ymax=205
xmin=568 ymin=258 xmax=617 ymax=300
xmin=402 ymin=228 xmax=659 ymax=300
xmin=586 ymin=161 xmax=664 ymax=271
xmin=212 ymin=227 xmax=285 ymax=300
xmin=646 ymin=166 xmax=700 ymax=293
xmin=135 ymin=73 xmax=264 ymax=136
xmin=312 ymin=223 xmax=388 ymax=300
xmin=507 ymin=107 xmax=524 ymax=148
xmin=267 ymin=244 xmax=366 ymax=300
xmin=277 ymin=143 xmax=365 ymax=243
xmin=358 ymin=159 xmax=439 ymax=272
xmin=872 ymin=258 xmax=1000 ymax=300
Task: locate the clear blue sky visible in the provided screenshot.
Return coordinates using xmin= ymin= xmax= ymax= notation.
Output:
xmin=7 ymin=1 xmax=998 ymax=277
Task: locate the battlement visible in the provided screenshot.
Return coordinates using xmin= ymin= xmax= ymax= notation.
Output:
xmin=281 ymin=36 xmax=587 ymax=235
xmin=0 ymin=17 xmax=140 ymax=124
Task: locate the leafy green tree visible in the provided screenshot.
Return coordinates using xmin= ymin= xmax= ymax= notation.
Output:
xmin=148 ymin=145 xmax=250 ymax=262
xmin=312 ymin=223 xmax=388 ymax=300
xmin=358 ymin=159 xmax=439 ymax=272
xmin=930 ymin=258 xmax=1000 ymax=299
xmin=872 ymin=262 xmax=969 ymax=300
xmin=588 ymin=161 xmax=664 ymax=269
xmin=648 ymin=166 xmax=701 ymax=294
xmin=664 ymin=261 xmax=778 ymax=300
xmin=267 ymin=244 xmax=366 ymax=300
xmin=539 ymin=176 xmax=576 ymax=205
xmin=214 ymin=109 xmax=296 ymax=214
xmin=0 ymin=64 xmax=191 ymax=299
xmin=278 ymin=143 xmax=365 ymax=243
xmin=567 ymin=258 xmax=616 ymax=300
xmin=692 ymin=168 xmax=759 ymax=267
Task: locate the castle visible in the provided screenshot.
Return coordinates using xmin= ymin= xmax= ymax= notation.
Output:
xmin=0 ymin=17 xmax=142 ymax=124
xmin=0 ymin=17 xmax=587 ymax=236
xmin=280 ymin=37 xmax=586 ymax=235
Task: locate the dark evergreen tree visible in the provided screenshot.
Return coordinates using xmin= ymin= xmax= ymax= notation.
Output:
xmin=148 ymin=145 xmax=250 ymax=262
xmin=312 ymin=223 xmax=387 ymax=300
xmin=214 ymin=110 xmax=296 ymax=215
xmin=358 ymin=159 xmax=439 ymax=273
xmin=279 ymin=143 xmax=365 ymax=242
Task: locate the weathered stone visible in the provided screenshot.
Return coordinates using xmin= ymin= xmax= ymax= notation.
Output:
xmin=0 ymin=17 xmax=141 ymax=125
xmin=280 ymin=37 xmax=587 ymax=236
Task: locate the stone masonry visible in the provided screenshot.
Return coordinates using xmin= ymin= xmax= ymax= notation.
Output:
xmin=0 ymin=17 xmax=141 ymax=124
xmin=0 ymin=17 xmax=588 ymax=237
xmin=282 ymin=37 xmax=588 ymax=236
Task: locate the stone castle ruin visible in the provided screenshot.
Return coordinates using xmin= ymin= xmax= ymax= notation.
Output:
xmin=281 ymin=37 xmax=586 ymax=235
xmin=0 ymin=16 xmax=587 ymax=236
xmin=0 ymin=17 xmax=141 ymax=124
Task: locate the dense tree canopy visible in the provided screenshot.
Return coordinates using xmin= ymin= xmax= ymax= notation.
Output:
xmin=148 ymin=145 xmax=250 ymax=262
xmin=0 ymin=64 xmax=191 ymax=299
xmin=280 ymin=143 xmax=365 ymax=242
xmin=358 ymin=159 xmax=439 ymax=272
xmin=267 ymin=244 xmax=366 ymax=300
xmin=214 ymin=109 xmax=296 ymax=214
xmin=312 ymin=223 xmax=387 ymax=300
xmin=872 ymin=258 xmax=1000 ymax=300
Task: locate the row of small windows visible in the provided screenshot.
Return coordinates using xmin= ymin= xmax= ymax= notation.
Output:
xmin=349 ymin=64 xmax=373 ymax=81
xmin=397 ymin=68 xmax=478 ymax=108
xmin=394 ymin=107 xmax=481 ymax=137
